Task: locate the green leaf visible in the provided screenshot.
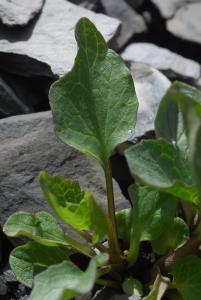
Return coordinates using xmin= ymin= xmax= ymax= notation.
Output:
xmin=122 ymin=277 xmax=143 ymax=297
xmin=115 ymin=208 xmax=131 ymax=244
xmin=3 ymin=211 xmax=94 ymax=257
xmin=128 ymin=186 xmax=176 ymax=264
xmin=30 ymin=254 xmax=109 ymax=300
xmin=172 ymin=256 xmax=201 ymax=300
xmin=10 ymin=242 xmax=69 ymax=288
xmin=152 ymin=217 xmax=189 ymax=255
xmin=49 ymin=17 xmax=138 ymax=167
xmin=155 ymin=83 xmax=188 ymax=154
xmin=130 ymin=186 xmax=177 ymax=242
xmin=169 ymin=82 xmax=201 ymax=202
xmin=39 ymin=171 xmax=108 ymax=244
xmin=3 ymin=211 xmax=69 ymax=247
xmin=125 ymin=139 xmax=199 ymax=205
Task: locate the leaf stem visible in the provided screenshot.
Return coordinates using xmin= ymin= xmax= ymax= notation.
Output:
xmin=81 ymin=231 xmax=109 ymax=253
xmin=64 ymin=235 xmax=95 ymax=258
xmin=127 ymin=235 xmax=140 ymax=266
xmin=96 ymin=278 xmax=119 ymax=289
xmin=104 ymin=161 xmax=122 ymax=263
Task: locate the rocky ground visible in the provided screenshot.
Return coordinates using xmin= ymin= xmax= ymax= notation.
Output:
xmin=0 ymin=0 xmax=201 ymax=299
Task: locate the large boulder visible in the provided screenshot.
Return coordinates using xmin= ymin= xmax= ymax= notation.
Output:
xmin=0 ymin=111 xmax=126 ymax=226
xmin=0 ymin=0 xmax=120 ymax=78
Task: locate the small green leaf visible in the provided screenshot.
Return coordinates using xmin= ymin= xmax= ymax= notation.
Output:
xmin=128 ymin=186 xmax=176 ymax=264
xmin=10 ymin=242 xmax=69 ymax=288
xmin=122 ymin=277 xmax=143 ymax=296
xmin=115 ymin=208 xmax=131 ymax=244
xmin=39 ymin=171 xmax=108 ymax=244
xmin=49 ymin=17 xmax=138 ymax=167
xmin=155 ymin=83 xmax=188 ymax=154
xmin=30 ymin=254 xmax=109 ymax=300
xmin=172 ymin=256 xmax=201 ymax=300
xmin=3 ymin=211 xmax=69 ymax=246
xmin=130 ymin=186 xmax=177 ymax=242
xmin=125 ymin=139 xmax=199 ymax=205
xmin=152 ymin=218 xmax=189 ymax=255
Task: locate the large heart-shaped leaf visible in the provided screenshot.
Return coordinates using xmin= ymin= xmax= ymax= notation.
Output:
xmin=3 ymin=211 xmax=93 ymax=257
xmin=30 ymin=254 xmax=108 ymax=300
xmin=10 ymin=242 xmax=69 ymax=288
xmin=49 ymin=18 xmax=138 ymax=167
xmin=172 ymin=256 xmax=201 ymax=300
xmin=125 ymin=139 xmax=199 ymax=205
xmin=127 ymin=186 xmax=177 ymax=264
xmin=39 ymin=171 xmax=108 ymax=244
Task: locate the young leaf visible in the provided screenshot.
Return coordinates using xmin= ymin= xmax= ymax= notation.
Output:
xmin=115 ymin=208 xmax=131 ymax=244
xmin=49 ymin=18 xmax=138 ymax=167
xmin=172 ymin=256 xmax=201 ymax=300
xmin=128 ymin=186 xmax=177 ymax=264
xmin=10 ymin=242 xmax=69 ymax=288
xmin=125 ymin=139 xmax=199 ymax=205
xmin=155 ymin=83 xmax=187 ymax=154
xmin=3 ymin=211 xmax=69 ymax=247
xmin=152 ymin=218 xmax=189 ymax=255
xmin=30 ymin=254 xmax=109 ymax=300
xmin=39 ymin=171 xmax=108 ymax=244
xmin=122 ymin=277 xmax=143 ymax=297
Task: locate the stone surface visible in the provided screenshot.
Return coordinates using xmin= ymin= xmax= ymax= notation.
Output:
xmin=128 ymin=62 xmax=171 ymax=140
xmin=68 ymin=0 xmax=98 ymax=10
xmin=0 ymin=0 xmax=44 ymax=26
xmin=122 ymin=43 xmax=200 ymax=80
xmin=0 ymin=111 xmax=126 ymax=226
xmin=101 ymin=0 xmax=147 ymax=48
xmin=150 ymin=0 xmax=184 ymax=18
xmin=0 ymin=75 xmax=33 ymax=117
xmin=167 ymin=2 xmax=201 ymax=45
xmin=0 ymin=0 xmax=120 ymax=78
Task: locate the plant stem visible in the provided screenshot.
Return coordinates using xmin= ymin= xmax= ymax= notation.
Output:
xmin=81 ymin=231 xmax=109 ymax=253
xmin=104 ymin=161 xmax=122 ymax=263
xmin=127 ymin=235 xmax=140 ymax=266
xmin=64 ymin=235 xmax=95 ymax=258
xmin=96 ymin=278 xmax=119 ymax=289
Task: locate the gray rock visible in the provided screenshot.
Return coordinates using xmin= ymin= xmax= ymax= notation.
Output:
xmin=68 ymin=0 xmax=98 ymax=10
xmin=101 ymin=0 xmax=147 ymax=48
xmin=150 ymin=0 xmax=198 ymax=19
xmin=0 ymin=0 xmax=44 ymax=26
xmin=0 ymin=111 xmax=126 ymax=226
xmin=122 ymin=43 xmax=200 ymax=81
xmin=167 ymin=2 xmax=201 ymax=44
xmin=0 ymin=0 xmax=120 ymax=78
xmin=150 ymin=0 xmax=184 ymax=18
xmin=0 ymin=276 xmax=7 ymax=296
xmin=128 ymin=62 xmax=171 ymax=140
xmin=0 ymin=75 xmax=33 ymax=117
